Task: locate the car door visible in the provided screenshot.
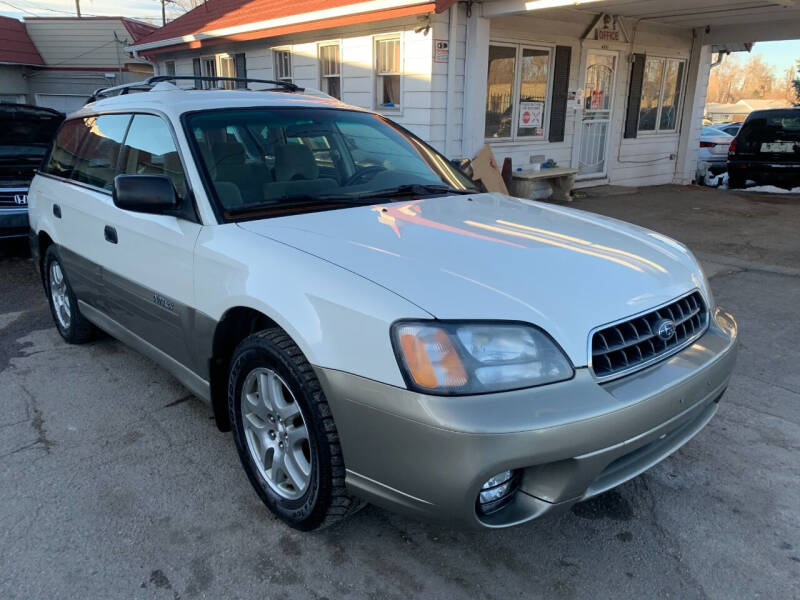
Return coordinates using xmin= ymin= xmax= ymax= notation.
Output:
xmin=101 ymin=113 xmax=204 ymax=376
xmin=39 ymin=114 xmax=131 ymax=312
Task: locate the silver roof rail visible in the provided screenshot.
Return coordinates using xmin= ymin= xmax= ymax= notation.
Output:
xmin=87 ymin=76 xmax=304 ymax=104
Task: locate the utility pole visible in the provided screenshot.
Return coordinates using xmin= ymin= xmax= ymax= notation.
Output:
xmin=75 ymin=0 xmax=81 ymax=17
xmin=161 ymin=0 xmax=166 ymax=25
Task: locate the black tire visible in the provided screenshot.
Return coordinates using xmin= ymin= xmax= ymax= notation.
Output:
xmin=44 ymin=245 xmax=94 ymax=344
xmin=228 ymin=328 xmax=363 ymax=530
xmin=728 ymin=172 xmax=746 ymax=189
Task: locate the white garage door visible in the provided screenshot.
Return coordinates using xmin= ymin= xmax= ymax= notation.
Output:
xmin=35 ymin=94 xmax=88 ymax=114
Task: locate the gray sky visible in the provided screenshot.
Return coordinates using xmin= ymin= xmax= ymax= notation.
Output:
xmin=1 ymin=0 xmax=800 ymax=72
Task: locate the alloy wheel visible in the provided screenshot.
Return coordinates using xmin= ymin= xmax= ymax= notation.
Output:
xmin=49 ymin=261 xmax=72 ymax=330
xmin=240 ymin=367 xmax=312 ymax=500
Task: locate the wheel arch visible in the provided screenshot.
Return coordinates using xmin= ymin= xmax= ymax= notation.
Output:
xmin=209 ymin=305 xmax=286 ymax=432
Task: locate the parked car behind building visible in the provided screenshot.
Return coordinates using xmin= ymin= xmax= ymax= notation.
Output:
xmin=697 ymin=126 xmax=733 ymax=184
xmin=728 ymin=108 xmax=800 ymax=189
xmin=0 ymin=103 xmax=63 ymax=240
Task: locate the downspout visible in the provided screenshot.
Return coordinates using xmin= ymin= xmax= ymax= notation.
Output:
xmin=710 ymin=51 xmax=726 ymax=69
xmin=131 ymin=49 xmax=158 ymax=78
xmin=445 ymin=4 xmax=458 ymax=157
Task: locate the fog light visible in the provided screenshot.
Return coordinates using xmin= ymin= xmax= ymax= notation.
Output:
xmin=477 ymin=470 xmax=520 ymax=515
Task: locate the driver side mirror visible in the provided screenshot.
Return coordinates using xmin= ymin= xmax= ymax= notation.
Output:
xmin=450 ymin=157 xmax=474 ymax=179
xmin=113 ymin=174 xmax=179 ymax=215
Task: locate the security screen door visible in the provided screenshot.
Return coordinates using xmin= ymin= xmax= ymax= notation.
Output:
xmin=578 ymin=50 xmax=617 ymax=177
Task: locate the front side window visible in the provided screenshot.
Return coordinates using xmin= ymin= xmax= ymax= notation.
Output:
xmin=274 ymin=49 xmax=292 ymax=82
xmin=319 ymin=43 xmax=341 ymax=99
xmin=71 ymin=114 xmax=130 ymax=190
xmin=43 ymin=119 xmax=89 ymax=179
xmin=185 ymin=108 xmax=477 ymax=220
xmin=638 ymin=57 xmax=685 ymax=133
xmin=375 ymin=37 xmax=401 ymax=111
xmin=485 ymin=43 xmax=552 ymax=140
xmin=121 ymin=114 xmax=186 ymax=197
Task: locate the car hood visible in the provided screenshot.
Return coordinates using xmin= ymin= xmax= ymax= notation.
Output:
xmin=238 ymin=193 xmax=707 ymax=365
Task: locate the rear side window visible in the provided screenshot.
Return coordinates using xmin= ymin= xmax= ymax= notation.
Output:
xmin=43 ymin=119 xmax=88 ymax=178
xmin=71 ymin=114 xmax=131 ymax=190
xmin=120 ymin=114 xmax=187 ymax=197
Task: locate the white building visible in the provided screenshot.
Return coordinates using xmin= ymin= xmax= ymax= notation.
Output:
xmin=127 ymin=0 xmax=800 ymax=189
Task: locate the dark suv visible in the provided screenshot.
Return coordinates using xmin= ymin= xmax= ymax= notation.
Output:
xmin=727 ymin=108 xmax=800 ymax=189
xmin=0 ymin=103 xmax=64 ymax=240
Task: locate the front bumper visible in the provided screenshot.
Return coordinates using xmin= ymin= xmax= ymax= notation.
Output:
xmin=0 ymin=207 xmax=29 ymax=240
xmin=316 ymin=308 xmax=738 ymax=529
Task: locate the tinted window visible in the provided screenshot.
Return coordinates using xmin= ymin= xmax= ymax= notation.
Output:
xmin=738 ymin=110 xmax=800 ymax=153
xmin=185 ymin=108 xmax=477 ymax=218
xmin=121 ymin=114 xmax=186 ymax=196
xmin=71 ymin=114 xmax=130 ymax=190
xmin=43 ymin=119 xmax=89 ymax=178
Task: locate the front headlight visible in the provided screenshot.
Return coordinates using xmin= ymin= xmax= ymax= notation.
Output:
xmin=391 ymin=321 xmax=573 ymax=395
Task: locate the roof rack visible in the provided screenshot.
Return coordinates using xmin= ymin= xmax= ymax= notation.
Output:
xmin=87 ymin=76 xmax=304 ymax=104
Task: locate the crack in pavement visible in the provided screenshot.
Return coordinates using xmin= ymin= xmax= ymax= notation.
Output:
xmin=0 ymin=384 xmax=56 ymax=459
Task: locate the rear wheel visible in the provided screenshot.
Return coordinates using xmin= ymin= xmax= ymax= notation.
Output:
xmin=44 ymin=246 xmax=94 ymax=344
xmin=728 ymin=172 xmax=746 ymax=189
xmin=228 ymin=328 xmax=363 ymax=530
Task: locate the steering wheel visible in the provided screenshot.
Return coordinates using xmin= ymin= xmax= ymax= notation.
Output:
xmin=344 ymin=165 xmax=387 ymax=186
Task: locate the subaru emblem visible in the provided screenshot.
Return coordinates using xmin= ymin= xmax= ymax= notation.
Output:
xmin=655 ymin=318 xmax=676 ymax=341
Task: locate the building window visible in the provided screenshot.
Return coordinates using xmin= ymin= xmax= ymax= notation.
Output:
xmin=200 ymin=56 xmax=217 ymax=89
xmin=485 ymin=43 xmax=552 ymax=140
xmin=274 ymin=49 xmax=292 ymax=82
xmin=319 ymin=43 xmax=341 ymax=99
xmin=638 ymin=57 xmax=685 ymax=133
xmin=164 ymin=61 xmax=176 ymax=76
xmin=375 ymin=36 xmax=401 ymax=111
xmin=218 ymin=54 xmax=236 ymax=89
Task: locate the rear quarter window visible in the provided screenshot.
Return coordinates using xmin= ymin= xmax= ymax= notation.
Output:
xmin=71 ymin=114 xmax=131 ymax=191
xmin=43 ymin=119 xmax=89 ymax=178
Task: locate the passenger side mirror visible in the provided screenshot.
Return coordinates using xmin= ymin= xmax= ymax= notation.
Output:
xmin=113 ymin=174 xmax=179 ymax=214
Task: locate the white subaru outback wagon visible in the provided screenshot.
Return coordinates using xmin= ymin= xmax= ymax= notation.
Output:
xmin=28 ymin=77 xmax=738 ymax=530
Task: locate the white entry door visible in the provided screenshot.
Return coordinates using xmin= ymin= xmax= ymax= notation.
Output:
xmin=578 ymin=50 xmax=617 ymax=178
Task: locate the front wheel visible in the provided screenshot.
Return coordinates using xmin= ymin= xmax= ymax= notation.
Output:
xmin=228 ymin=328 xmax=362 ymax=530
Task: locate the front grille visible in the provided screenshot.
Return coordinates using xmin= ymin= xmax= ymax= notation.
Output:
xmin=591 ymin=291 xmax=708 ymax=380
xmin=0 ymin=190 xmax=27 ymax=207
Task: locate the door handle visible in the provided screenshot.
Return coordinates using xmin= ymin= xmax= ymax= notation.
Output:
xmin=104 ymin=225 xmax=118 ymax=244
xmin=52 ymin=204 xmax=61 ymax=218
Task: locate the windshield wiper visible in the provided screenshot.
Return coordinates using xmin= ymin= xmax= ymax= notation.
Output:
xmin=355 ymin=184 xmax=475 ymax=201
xmin=225 ymin=195 xmax=368 ymax=216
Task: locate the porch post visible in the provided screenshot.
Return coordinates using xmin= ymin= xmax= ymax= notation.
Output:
xmin=461 ymin=10 xmax=490 ymax=158
xmin=675 ymin=30 xmax=713 ymax=184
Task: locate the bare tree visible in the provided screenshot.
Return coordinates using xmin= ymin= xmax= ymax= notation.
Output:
xmin=708 ymin=53 xmax=798 ymax=104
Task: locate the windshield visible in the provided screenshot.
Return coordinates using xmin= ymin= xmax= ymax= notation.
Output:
xmin=184 ymin=107 xmax=478 ymax=220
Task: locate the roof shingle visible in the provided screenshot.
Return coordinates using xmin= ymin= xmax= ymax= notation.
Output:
xmin=0 ymin=16 xmax=44 ymax=66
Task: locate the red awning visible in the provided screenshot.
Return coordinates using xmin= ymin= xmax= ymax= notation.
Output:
xmin=435 ymin=0 xmax=459 ymax=12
